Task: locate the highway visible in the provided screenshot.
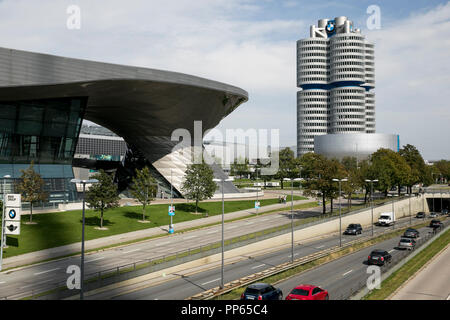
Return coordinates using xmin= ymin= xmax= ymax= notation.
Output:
xmin=0 ymin=201 xmax=331 ymax=298
xmin=86 ymin=215 xmax=433 ymax=300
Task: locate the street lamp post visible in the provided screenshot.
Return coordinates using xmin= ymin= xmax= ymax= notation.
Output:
xmin=284 ymin=177 xmax=301 ymax=263
xmin=213 ymin=177 xmax=233 ymax=289
xmin=365 ymin=179 xmax=378 ymax=236
xmin=333 ymin=178 xmax=348 ymax=247
xmin=70 ymin=178 xmax=98 ymax=300
xmin=255 ymin=165 xmax=259 ymax=215
xmin=0 ymin=175 xmax=11 ymax=270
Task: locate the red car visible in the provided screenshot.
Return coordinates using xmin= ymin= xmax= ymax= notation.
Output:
xmin=285 ymin=285 xmax=329 ymax=300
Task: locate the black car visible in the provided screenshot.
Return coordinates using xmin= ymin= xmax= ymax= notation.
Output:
xmin=241 ymin=283 xmax=283 ymax=300
xmin=429 ymin=219 xmax=443 ymax=229
xmin=367 ymin=249 xmax=392 ymax=266
xmin=403 ymin=228 xmax=420 ymax=238
xmin=344 ymin=223 xmax=363 ymax=235
xmin=441 ymin=209 xmax=449 ymax=215
xmin=415 ymin=212 xmax=426 ymax=219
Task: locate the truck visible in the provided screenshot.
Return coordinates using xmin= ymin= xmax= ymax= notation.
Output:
xmin=378 ymin=212 xmax=396 ymax=226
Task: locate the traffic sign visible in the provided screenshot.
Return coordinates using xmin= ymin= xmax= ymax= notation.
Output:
xmin=168 ymin=205 xmax=175 ymax=216
xmin=255 ymin=201 xmax=260 ymax=209
xmin=4 ymin=221 xmax=20 ymax=235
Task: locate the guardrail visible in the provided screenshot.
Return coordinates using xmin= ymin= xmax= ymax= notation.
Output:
xmin=0 ymin=194 xmax=427 ymax=300
xmin=187 ymin=217 xmax=449 ymax=300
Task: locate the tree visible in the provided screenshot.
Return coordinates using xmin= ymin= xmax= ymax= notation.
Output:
xmin=275 ymin=148 xmax=298 ymax=189
xmin=299 ymin=153 xmax=346 ymax=215
xmin=181 ymin=162 xmax=217 ymax=214
xmin=129 ymin=166 xmax=157 ymax=222
xmin=230 ymin=157 xmax=249 ymax=179
xmin=399 ymin=144 xmax=429 ymax=192
xmin=433 ymin=160 xmax=450 ymax=182
xmin=16 ymin=162 xmax=48 ymax=223
xmin=85 ymin=170 xmax=120 ymax=229
xmin=340 ymin=156 xmax=362 ymax=209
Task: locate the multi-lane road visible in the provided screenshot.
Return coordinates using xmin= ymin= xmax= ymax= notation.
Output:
xmin=86 ymin=216 xmax=436 ymax=300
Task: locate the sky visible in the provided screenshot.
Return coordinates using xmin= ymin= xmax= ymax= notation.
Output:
xmin=0 ymin=0 xmax=448 ymax=160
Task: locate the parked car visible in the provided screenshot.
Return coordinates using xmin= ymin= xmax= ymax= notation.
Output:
xmin=367 ymin=249 xmax=392 ymax=266
xmin=398 ymin=237 xmax=416 ymax=250
xmin=285 ymin=285 xmax=329 ymax=300
xmin=441 ymin=208 xmax=448 ymax=215
xmin=344 ymin=223 xmax=362 ymax=235
xmin=415 ymin=212 xmax=426 ymax=219
xmin=241 ymin=283 xmax=283 ymax=300
xmin=403 ymin=228 xmax=420 ymax=238
xmin=429 ymin=219 xmax=443 ymax=229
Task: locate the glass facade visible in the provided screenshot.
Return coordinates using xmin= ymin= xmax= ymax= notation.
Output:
xmin=0 ymin=97 xmax=87 ymax=202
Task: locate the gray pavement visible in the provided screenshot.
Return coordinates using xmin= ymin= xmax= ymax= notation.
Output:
xmin=390 ymin=243 xmax=450 ymax=300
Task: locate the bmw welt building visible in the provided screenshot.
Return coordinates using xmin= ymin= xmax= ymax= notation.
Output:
xmin=0 ymin=47 xmax=247 ymax=202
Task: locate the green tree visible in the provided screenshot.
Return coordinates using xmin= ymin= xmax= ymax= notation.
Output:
xmin=399 ymin=144 xmax=429 ymax=192
xmin=433 ymin=160 xmax=450 ymax=182
xmin=16 ymin=162 xmax=48 ymax=223
xmin=230 ymin=157 xmax=249 ymax=179
xmin=129 ymin=166 xmax=157 ymax=222
xmin=340 ymin=156 xmax=361 ymax=209
xmin=85 ymin=170 xmax=120 ymax=229
xmin=275 ymin=148 xmax=298 ymax=189
xmin=181 ymin=162 xmax=217 ymax=214
xmin=299 ymin=153 xmax=346 ymax=214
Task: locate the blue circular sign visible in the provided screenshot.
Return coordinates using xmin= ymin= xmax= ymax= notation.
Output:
xmin=8 ymin=209 xmax=16 ymax=219
xmin=326 ymin=21 xmax=335 ymax=33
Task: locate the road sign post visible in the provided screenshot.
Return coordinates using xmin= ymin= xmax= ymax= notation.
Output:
xmin=0 ymin=194 xmax=22 ymax=271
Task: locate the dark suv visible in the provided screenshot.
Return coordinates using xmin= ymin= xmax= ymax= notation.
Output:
xmin=344 ymin=223 xmax=363 ymax=235
xmin=241 ymin=283 xmax=283 ymax=300
xmin=415 ymin=212 xmax=426 ymax=219
xmin=429 ymin=219 xmax=443 ymax=229
xmin=403 ymin=228 xmax=420 ymax=238
xmin=367 ymin=249 xmax=392 ymax=266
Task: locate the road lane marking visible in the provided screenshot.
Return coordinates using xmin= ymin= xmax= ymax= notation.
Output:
xmin=201 ymin=278 xmax=221 ymax=286
xmin=288 ymin=253 xmax=299 ymax=257
xmin=183 ymin=235 xmax=197 ymax=240
xmin=155 ymin=241 xmax=171 ymax=247
xmin=206 ymin=230 xmax=217 ymax=234
xmin=388 ymin=249 xmax=395 ymax=253
xmin=246 ymin=222 xmax=254 ymax=225
xmin=342 ymin=270 xmax=353 ymax=277
xmin=34 ymin=268 xmax=60 ymax=276
xmin=0 ymin=281 xmax=5 ymax=284
xmin=316 ymin=245 xmax=325 ymax=249
xmin=251 ymin=264 xmax=266 ymax=269
xmin=227 ymin=225 xmax=238 ymax=229
xmin=261 ymin=218 xmax=269 ymax=221
xmin=123 ymin=249 xmax=141 ymax=254
xmin=86 ymin=257 xmax=105 ymax=263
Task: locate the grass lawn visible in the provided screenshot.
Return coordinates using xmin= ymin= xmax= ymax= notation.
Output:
xmin=1 ymin=196 xmax=306 ymax=258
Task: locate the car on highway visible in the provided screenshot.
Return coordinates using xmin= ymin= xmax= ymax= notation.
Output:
xmin=397 ymin=237 xmax=416 ymax=250
xmin=402 ymin=228 xmax=420 ymax=238
xmin=415 ymin=212 xmax=426 ymax=219
xmin=344 ymin=223 xmax=362 ymax=235
xmin=367 ymin=249 xmax=392 ymax=266
xmin=241 ymin=283 xmax=283 ymax=300
xmin=429 ymin=212 xmax=438 ymax=218
xmin=285 ymin=285 xmax=329 ymax=300
xmin=441 ymin=208 xmax=448 ymax=215
xmin=429 ymin=219 xmax=443 ymax=229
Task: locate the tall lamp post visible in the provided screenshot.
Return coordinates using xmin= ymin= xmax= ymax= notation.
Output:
xmin=365 ymin=179 xmax=378 ymax=236
xmin=255 ymin=165 xmax=259 ymax=215
xmin=70 ymin=178 xmax=98 ymax=300
xmin=332 ymin=178 xmax=348 ymax=247
xmin=0 ymin=175 xmax=11 ymax=270
xmin=284 ymin=177 xmax=301 ymax=263
xmin=212 ymin=177 xmax=233 ymax=289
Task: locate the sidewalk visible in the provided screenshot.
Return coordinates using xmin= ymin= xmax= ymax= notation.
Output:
xmin=2 ymin=198 xmax=314 ymax=270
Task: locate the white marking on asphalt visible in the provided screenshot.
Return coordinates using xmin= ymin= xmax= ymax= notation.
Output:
xmin=202 ymin=278 xmax=221 ymax=286
xmin=389 ymin=249 xmax=395 ymax=253
xmin=34 ymin=268 xmax=60 ymax=276
xmin=123 ymin=249 xmax=141 ymax=254
xmin=227 ymin=225 xmax=238 ymax=229
xmin=316 ymin=245 xmax=325 ymax=249
xmin=0 ymin=281 xmax=5 ymax=284
xmin=261 ymin=218 xmax=269 ymax=221
xmin=251 ymin=264 xmax=266 ymax=270
xmin=206 ymin=230 xmax=217 ymax=234
xmin=86 ymin=257 xmax=106 ymax=263
xmin=446 ymin=293 xmax=450 ymax=300
xmin=155 ymin=241 xmax=171 ymax=247
xmin=342 ymin=270 xmax=353 ymax=277
xmin=288 ymin=253 xmax=299 ymax=257
xmin=183 ymin=235 xmax=197 ymax=240
xmin=246 ymin=222 xmax=254 ymax=225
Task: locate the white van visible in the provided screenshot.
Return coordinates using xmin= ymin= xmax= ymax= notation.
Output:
xmin=378 ymin=212 xmax=395 ymax=226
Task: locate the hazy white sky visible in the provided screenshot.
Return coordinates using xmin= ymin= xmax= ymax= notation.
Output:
xmin=0 ymin=0 xmax=448 ymax=160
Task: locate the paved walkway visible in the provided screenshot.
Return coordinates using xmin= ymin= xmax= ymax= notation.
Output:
xmin=390 ymin=244 xmax=450 ymax=300
xmin=2 ymin=198 xmax=314 ymax=270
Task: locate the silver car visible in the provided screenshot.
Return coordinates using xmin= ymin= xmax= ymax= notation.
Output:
xmin=398 ymin=237 xmax=416 ymax=250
